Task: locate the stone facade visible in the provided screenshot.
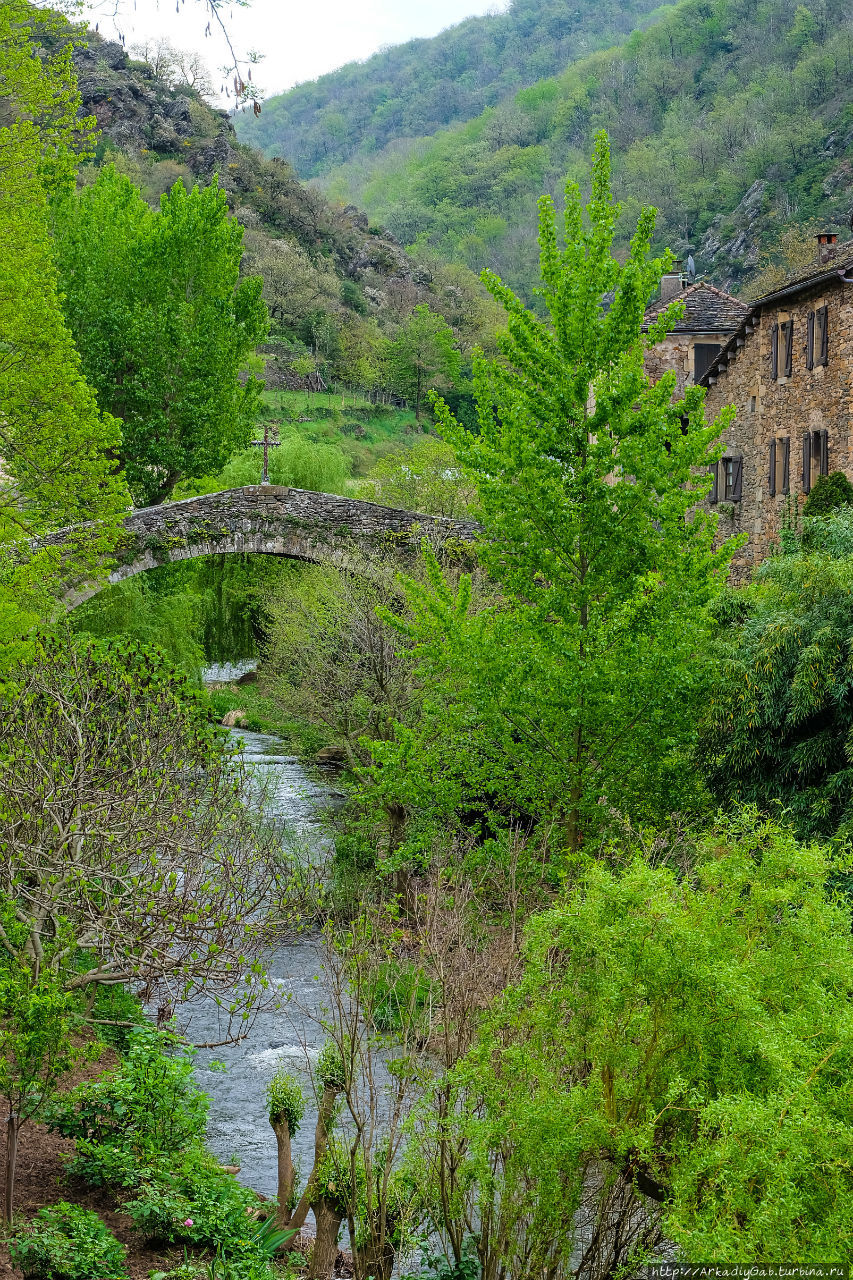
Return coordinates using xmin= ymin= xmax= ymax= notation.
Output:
xmin=643 ymin=279 xmax=749 ymax=396
xmin=34 ymin=486 xmax=480 ymax=608
xmin=695 ymin=244 xmax=853 ymax=579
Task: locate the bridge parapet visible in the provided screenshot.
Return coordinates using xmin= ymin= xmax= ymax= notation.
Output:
xmin=34 ymin=486 xmax=480 ymax=607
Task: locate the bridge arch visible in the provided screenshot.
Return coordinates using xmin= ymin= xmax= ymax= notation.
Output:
xmin=37 ymin=486 xmax=480 ymax=608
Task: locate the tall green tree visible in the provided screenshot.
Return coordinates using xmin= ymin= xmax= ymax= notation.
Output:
xmin=387 ymin=305 xmax=460 ymax=423
xmin=0 ymin=1 xmax=128 ymax=667
xmin=53 ymin=165 xmax=268 ymax=506
xmin=373 ymin=133 xmax=737 ymax=851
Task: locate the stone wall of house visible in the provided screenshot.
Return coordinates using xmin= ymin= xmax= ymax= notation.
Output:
xmin=702 ymin=278 xmax=853 ymax=580
xmin=645 ymin=331 xmax=726 ymax=397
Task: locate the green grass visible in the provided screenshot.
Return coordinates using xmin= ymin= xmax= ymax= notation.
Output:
xmin=257 ymin=388 xmax=421 ymax=477
xmin=205 ymin=682 xmax=331 ymax=756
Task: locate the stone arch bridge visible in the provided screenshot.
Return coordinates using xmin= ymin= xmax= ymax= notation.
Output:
xmin=36 ymin=486 xmax=480 ymax=607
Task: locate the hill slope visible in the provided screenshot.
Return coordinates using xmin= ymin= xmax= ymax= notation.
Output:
xmin=290 ymin=0 xmax=853 ymax=299
xmin=233 ymin=0 xmax=672 ymax=177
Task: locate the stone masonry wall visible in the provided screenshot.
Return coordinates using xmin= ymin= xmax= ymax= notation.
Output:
xmin=702 ymin=278 xmax=853 ymax=579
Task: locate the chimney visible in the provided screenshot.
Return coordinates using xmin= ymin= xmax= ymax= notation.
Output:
xmin=816 ymin=232 xmax=838 ymax=264
xmin=660 ymin=268 xmax=684 ymax=302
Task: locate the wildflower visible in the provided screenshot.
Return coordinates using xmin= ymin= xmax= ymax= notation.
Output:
xmin=183 ymin=1218 xmax=194 ymax=1227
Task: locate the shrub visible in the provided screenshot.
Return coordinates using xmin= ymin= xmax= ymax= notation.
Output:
xmin=47 ymin=1025 xmax=208 ymax=1184
xmin=802 ymin=469 xmax=853 ymax=517
xmin=8 ymin=1203 xmax=128 ymax=1280
xmin=125 ymin=1149 xmax=258 ymax=1250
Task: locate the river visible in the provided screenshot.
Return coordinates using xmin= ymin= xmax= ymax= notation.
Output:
xmin=178 ymin=727 xmax=345 ymax=1200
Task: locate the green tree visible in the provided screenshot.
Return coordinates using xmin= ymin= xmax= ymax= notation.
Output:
xmin=53 ymin=165 xmax=269 ymax=505
xmin=373 ymin=133 xmax=736 ymax=852
xmin=443 ymin=812 xmax=853 ymax=1272
xmin=698 ymin=533 xmax=853 ymax=840
xmin=364 ymin=437 xmax=477 ymax=518
xmin=0 ymin=961 xmax=81 ymax=1221
xmin=0 ymin=2 xmax=128 ymax=665
xmin=387 ymin=306 xmax=460 ymax=423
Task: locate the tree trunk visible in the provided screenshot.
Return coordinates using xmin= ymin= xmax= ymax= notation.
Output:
xmin=271 ymin=1117 xmax=294 ymax=1229
xmin=288 ymin=1084 xmax=339 ymax=1234
xmin=355 ymin=1237 xmax=396 ymax=1280
xmin=309 ymin=1196 xmax=344 ymax=1279
xmin=4 ymin=1112 xmax=18 ymax=1224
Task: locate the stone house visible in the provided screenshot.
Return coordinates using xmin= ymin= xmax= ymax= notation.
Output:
xmin=643 ymin=273 xmax=749 ymax=395
xmin=691 ymin=235 xmax=853 ymax=579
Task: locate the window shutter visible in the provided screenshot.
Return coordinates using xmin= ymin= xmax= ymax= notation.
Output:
xmin=709 ymin=461 xmax=719 ymax=504
xmin=782 ymin=436 xmax=790 ymax=493
xmin=783 ymin=320 xmax=794 ymax=377
xmin=819 ymin=305 xmax=829 ymax=365
xmin=771 ymin=323 xmax=779 ymax=380
xmin=806 ymin=311 xmax=815 ymax=370
xmin=768 ymin=438 xmax=776 ymax=496
xmin=802 ymin=432 xmax=812 ymax=493
xmin=821 ymin=428 xmax=829 ymax=475
xmin=731 ymin=456 xmax=743 ymax=502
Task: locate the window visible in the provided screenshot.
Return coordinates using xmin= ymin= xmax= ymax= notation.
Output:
xmin=723 ymin=455 xmax=743 ymax=501
xmin=750 ymin=395 xmax=757 ymax=413
xmin=710 ymin=455 xmax=743 ymax=503
xmin=780 ymin=319 xmax=794 ymax=378
xmin=771 ymin=323 xmax=779 ymax=380
xmin=806 ymin=311 xmax=815 ymax=371
xmin=768 ymin=437 xmax=790 ymax=497
xmin=693 ymin=343 xmax=721 ymax=382
xmin=815 ymin=305 xmax=829 ymax=366
xmin=802 ymin=429 xmax=829 ymax=493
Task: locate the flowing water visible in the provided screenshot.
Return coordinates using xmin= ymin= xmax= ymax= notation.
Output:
xmin=178 ymin=727 xmax=345 ymax=1199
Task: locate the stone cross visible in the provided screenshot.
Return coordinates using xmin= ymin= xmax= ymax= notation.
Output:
xmin=249 ymin=420 xmax=280 ymax=485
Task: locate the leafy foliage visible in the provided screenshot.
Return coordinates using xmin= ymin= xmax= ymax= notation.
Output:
xmin=0 ymin=1 xmax=128 ymax=664
xmin=698 ymin=540 xmax=853 ymax=839
xmin=9 ymin=1202 xmax=128 ymax=1280
xmin=236 ymin=0 xmax=667 ymax=178
xmin=49 ymin=1025 xmax=208 ymax=1186
xmin=448 ymin=812 xmax=853 ymax=1269
xmin=52 ymin=164 xmax=268 ymax=505
xmin=802 ymin=469 xmax=853 ymax=517
xmin=266 ymin=1071 xmax=305 ymax=1132
xmin=302 ymin=0 xmax=853 ymax=299
xmin=367 ymin=135 xmax=735 ymax=851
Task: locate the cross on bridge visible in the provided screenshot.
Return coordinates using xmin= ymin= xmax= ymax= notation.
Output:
xmin=249 ymin=421 xmax=280 ymax=485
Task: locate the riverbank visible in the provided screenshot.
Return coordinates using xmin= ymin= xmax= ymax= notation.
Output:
xmin=204 ymin=679 xmax=334 ymax=761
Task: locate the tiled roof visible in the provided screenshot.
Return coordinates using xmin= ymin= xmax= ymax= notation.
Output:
xmin=643 ymin=281 xmax=749 ymax=334
xmin=696 ymin=245 xmax=853 ymax=388
xmin=751 ymin=243 xmax=853 ymax=304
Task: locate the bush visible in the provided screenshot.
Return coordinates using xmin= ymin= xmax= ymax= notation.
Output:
xmin=802 ymin=470 xmax=853 ymax=517
xmin=9 ymin=1203 xmax=127 ymax=1280
xmin=125 ymin=1148 xmax=258 ymax=1249
xmin=48 ymin=1025 xmax=208 ymax=1185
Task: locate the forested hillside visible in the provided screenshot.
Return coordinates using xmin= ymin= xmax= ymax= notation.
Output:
xmin=234 ymin=0 xmax=671 ymax=176
xmin=298 ymin=0 xmax=853 ymax=298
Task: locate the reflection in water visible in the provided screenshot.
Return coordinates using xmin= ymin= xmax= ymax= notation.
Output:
xmin=178 ymin=729 xmax=344 ymax=1198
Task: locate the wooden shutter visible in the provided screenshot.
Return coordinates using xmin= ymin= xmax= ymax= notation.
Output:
xmin=709 ymin=461 xmax=719 ymax=504
xmin=768 ymin=438 xmax=776 ymax=497
xmin=771 ymin=323 xmax=779 ymax=380
xmin=802 ymin=432 xmax=812 ymax=493
xmin=731 ymin=455 xmax=743 ymax=502
xmin=782 ymin=436 xmax=790 ymax=493
xmin=806 ymin=311 xmax=815 ymax=370
xmin=818 ymin=305 xmax=829 ymax=365
xmin=783 ymin=320 xmax=794 ymax=377
xmin=821 ymin=428 xmax=829 ymax=475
